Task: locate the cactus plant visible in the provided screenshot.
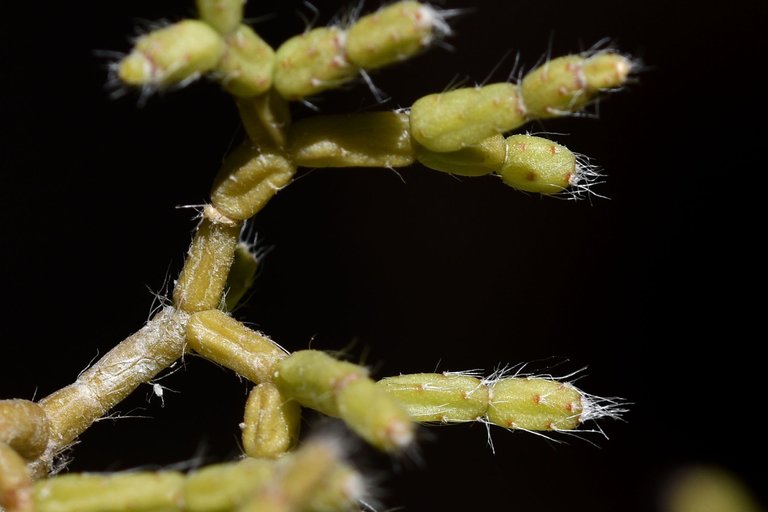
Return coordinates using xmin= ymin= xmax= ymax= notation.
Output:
xmin=0 ymin=0 xmax=644 ymax=510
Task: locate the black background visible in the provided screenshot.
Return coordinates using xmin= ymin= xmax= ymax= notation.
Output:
xmin=1 ymin=0 xmax=765 ymax=510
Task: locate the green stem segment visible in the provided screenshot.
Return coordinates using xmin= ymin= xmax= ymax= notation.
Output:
xmin=0 ymin=442 xmax=33 ymax=512
xmin=185 ymin=309 xmax=287 ymax=384
xmin=0 ymin=400 xmax=49 ymax=461
xmin=173 ymin=206 xmax=242 ymax=312
xmin=378 ymin=372 xmax=583 ymax=431
xmin=32 ymin=441 xmax=363 ymax=512
xmin=273 ymin=350 xmax=414 ymax=452
xmin=242 ymin=383 xmax=301 ymax=459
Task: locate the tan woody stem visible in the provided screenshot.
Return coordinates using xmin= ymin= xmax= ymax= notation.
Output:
xmin=33 ymin=307 xmax=188 ymax=475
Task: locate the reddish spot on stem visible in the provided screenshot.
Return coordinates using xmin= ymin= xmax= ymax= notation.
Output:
xmin=142 ymin=51 xmax=159 ymax=81
xmin=333 ymin=373 xmax=362 ymax=392
xmin=385 ymin=420 xmax=413 ymax=447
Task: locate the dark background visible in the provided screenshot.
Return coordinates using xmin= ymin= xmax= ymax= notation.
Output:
xmin=1 ymin=0 xmax=765 ymax=510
